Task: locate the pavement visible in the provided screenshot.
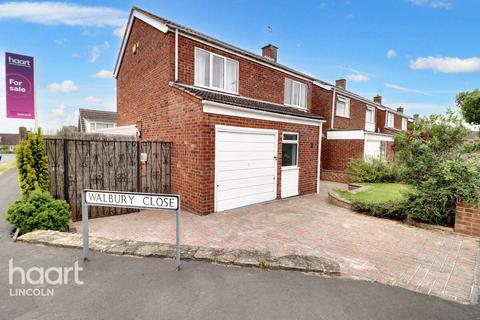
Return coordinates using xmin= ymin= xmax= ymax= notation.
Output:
xmin=0 ymin=153 xmax=16 ymax=164
xmin=1 ymin=168 xmax=480 ymax=319
xmin=75 ymin=181 xmax=480 ymax=304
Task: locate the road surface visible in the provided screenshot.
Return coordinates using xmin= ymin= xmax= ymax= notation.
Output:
xmin=0 ymin=168 xmax=479 ymax=320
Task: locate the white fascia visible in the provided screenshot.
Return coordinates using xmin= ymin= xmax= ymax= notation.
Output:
xmin=326 ymin=130 xmax=394 ymax=142
xmin=114 ymin=9 xmax=169 ymax=78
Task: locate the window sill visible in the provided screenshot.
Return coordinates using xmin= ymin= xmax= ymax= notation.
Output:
xmin=193 ymin=83 xmax=239 ymax=96
xmin=284 ymin=103 xmax=308 ymax=111
xmin=335 ymin=115 xmax=350 ymax=119
xmin=281 ymin=166 xmax=299 ymax=171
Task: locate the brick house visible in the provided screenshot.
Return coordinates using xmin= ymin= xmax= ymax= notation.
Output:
xmin=114 ymin=7 xmax=411 ymax=214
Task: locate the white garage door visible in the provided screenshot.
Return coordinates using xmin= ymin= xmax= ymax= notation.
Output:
xmin=215 ymin=126 xmax=278 ymax=212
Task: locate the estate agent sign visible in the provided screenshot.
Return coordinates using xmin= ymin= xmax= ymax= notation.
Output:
xmin=5 ymin=52 xmax=35 ymax=119
xmin=82 ymin=189 xmax=181 ymax=269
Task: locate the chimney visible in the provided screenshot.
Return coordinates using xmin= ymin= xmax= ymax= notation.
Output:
xmin=397 ymin=106 xmax=404 ymax=113
xmin=335 ymin=79 xmax=346 ymax=89
xmin=373 ymin=95 xmax=382 ymax=104
xmin=262 ymin=44 xmax=278 ymax=62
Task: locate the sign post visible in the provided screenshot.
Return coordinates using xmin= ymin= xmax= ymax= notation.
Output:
xmin=81 ymin=190 xmax=181 ymax=270
xmin=5 ymin=52 xmax=36 ymax=121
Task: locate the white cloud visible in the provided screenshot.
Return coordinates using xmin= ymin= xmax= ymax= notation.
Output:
xmin=89 ymin=41 xmax=110 ymax=63
xmin=346 ymin=74 xmax=370 ymax=82
xmin=84 ymin=96 xmax=103 ymax=104
xmin=92 ymin=69 xmax=112 ymax=79
xmin=387 ymin=49 xmax=396 ymax=59
xmin=0 ymin=2 xmax=127 ymax=27
xmin=47 ymin=80 xmax=79 ymax=93
xmin=113 ymin=25 xmax=126 ymax=38
xmin=50 ymin=103 xmax=66 ymax=118
xmin=385 ymin=83 xmax=430 ymax=96
xmin=410 ymin=56 xmax=480 ymax=73
xmin=406 ymin=0 xmax=452 ymax=9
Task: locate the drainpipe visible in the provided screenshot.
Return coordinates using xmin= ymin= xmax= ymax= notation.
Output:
xmin=174 ymin=28 xmax=179 ymax=82
xmin=330 ymin=88 xmax=336 ymax=129
xmin=316 ymin=121 xmax=323 ymax=193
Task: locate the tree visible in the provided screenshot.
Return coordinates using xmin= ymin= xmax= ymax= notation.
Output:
xmin=16 ymin=129 xmax=49 ymax=194
xmin=456 ymin=90 xmax=480 ymax=126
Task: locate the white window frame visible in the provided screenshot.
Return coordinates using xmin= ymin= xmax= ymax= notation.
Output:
xmin=402 ymin=118 xmax=408 ymax=130
xmin=366 ymin=106 xmax=375 ymax=123
xmin=336 ymin=96 xmax=350 ymax=118
xmin=194 ymin=47 xmax=239 ymax=94
xmin=386 ymin=112 xmax=394 ymax=128
xmin=281 ymin=132 xmax=299 ymax=168
xmin=89 ymin=121 xmax=116 ymax=132
xmin=284 ymin=78 xmax=307 ymax=109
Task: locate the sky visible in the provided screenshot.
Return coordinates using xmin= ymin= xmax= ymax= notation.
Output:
xmin=0 ymin=0 xmax=479 ymax=133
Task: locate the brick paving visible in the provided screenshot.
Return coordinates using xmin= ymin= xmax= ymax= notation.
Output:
xmin=76 ymin=181 xmax=480 ymax=304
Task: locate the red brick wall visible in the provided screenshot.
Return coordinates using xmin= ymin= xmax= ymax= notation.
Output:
xmin=455 ymin=202 xmax=480 ymax=237
xmin=312 ymin=85 xmax=332 ymax=132
xmin=333 ymin=94 xmax=367 ymax=130
xmin=320 ymin=170 xmax=352 ymax=183
xmin=321 ymin=138 xmax=364 ymax=172
xmin=177 ymin=35 xmax=313 ymax=109
xmin=376 ymin=109 xmax=386 ymax=132
xmin=201 ymin=114 xmax=320 ymax=213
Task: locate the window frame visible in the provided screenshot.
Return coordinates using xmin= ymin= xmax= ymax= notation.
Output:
xmin=90 ymin=121 xmax=116 ymax=132
xmin=336 ymin=96 xmax=350 ymax=118
xmin=402 ymin=118 xmax=408 ymax=130
xmin=386 ymin=112 xmax=395 ymax=128
xmin=281 ymin=132 xmax=299 ymax=168
xmin=284 ymin=78 xmax=307 ymax=110
xmin=365 ymin=105 xmax=375 ymax=123
xmin=194 ymin=47 xmax=239 ymax=94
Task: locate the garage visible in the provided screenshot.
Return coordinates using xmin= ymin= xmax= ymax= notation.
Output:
xmin=215 ymin=125 xmax=278 ymax=212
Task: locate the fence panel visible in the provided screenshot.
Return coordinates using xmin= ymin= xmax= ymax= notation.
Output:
xmin=45 ymin=138 xmax=171 ymax=221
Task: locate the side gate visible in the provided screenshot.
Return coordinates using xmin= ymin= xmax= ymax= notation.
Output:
xmin=44 ymin=138 xmax=171 ymax=221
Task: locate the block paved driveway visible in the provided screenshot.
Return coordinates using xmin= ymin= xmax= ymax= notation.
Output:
xmin=76 ymin=181 xmax=480 ymax=304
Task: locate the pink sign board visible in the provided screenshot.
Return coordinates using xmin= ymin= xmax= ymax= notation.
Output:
xmin=5 ymin=52 xmax=35 ymax=119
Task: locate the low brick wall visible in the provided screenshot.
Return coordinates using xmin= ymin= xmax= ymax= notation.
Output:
xmin=320 ymin=170 xmax=352 ymax=183
xmin=454 ymin=202 xmax=480 ymax=237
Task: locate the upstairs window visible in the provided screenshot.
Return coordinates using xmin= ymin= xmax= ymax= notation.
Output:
xmin=366 ymin=106 xmax=375 ymax=123
xmin=194 ymin=48 xmax=238 ymax=94
xmin=387 ymin=112 xmax=394 ymax=128
xmin=284 ymin=78 xmax=307 ymax=109
xmin=402 ymin=118 xmax=408 ymax=130
xmin=336 ymin=96 xmax=350 ymax=118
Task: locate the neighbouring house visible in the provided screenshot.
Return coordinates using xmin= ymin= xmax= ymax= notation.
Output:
xmin=0 ymin=133 xmax=20 ymax=152
xmin=114 ymin=7 xmax=412 ymax=214
xmin=465 ymin=131 xmax=479 ymax=144
xmin=315 ymin=81 xmax=412 ymax=183
xmin=78 ymin=108 xmax=117 ymax=133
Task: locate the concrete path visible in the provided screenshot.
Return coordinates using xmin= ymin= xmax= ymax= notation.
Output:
xmin=76 ymin=181 xmax=480 ymax=304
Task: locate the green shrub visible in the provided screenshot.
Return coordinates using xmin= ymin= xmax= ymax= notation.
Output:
xmin=346 ymin=158 xmax=402 ymax=183
xmin=6 ymin=191 xmax=70 ymax=234
xmin=16 ymin=129 xmax=49 ymax=195
xmin=351 ymin=199 xmax=407 ymax=220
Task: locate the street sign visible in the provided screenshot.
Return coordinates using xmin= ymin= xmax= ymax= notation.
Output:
xmin=81 ymin=189 xmax=181 ymax=270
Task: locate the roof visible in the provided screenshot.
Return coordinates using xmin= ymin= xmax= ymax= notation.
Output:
xmin=116 ymin=7 xmax=411 ymax=119
xmin=0 ymin=133 xmax=20 ymax=146
xmin=171 ymin=82 xmax=323 ymax=121
xmin=78 ymin=109 xmax=117 ymax=132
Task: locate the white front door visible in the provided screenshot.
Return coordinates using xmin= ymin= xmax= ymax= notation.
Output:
xmin=215 ymin=126 xmax=278 ymax=212
xmin=281 ymin=132 xmax=299 ymax=198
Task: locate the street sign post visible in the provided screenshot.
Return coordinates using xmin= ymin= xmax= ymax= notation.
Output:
xmin=81 ymin=189 xmax=181 ymax=270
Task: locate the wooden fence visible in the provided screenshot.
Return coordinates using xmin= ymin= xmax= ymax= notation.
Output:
xmin=44 ymin=138 xmax=171 ymax=221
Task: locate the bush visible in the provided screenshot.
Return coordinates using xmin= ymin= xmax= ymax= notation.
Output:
xmin=351 ymin=199 xmax=407 ymax=220
xmin=6 ymin=191 xmax=70 ymax=234
xmin=16 ymin=129 xmax=49 ymax=195
xmin=346 ymin=158 xmax=402 ymax=183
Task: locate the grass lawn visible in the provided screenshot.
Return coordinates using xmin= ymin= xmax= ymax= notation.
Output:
xmin=337 ymin=183 xmax=411 ymax=204
xmin=0 ymin=160 xmax=16 ymax=174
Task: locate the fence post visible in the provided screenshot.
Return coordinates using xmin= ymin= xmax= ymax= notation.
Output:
xmin=137 ymin=141 xmax=141 ymax=192
xmin=63 ymin=140 xmax=69 ymax=203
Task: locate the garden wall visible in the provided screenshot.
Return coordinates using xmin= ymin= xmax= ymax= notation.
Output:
xmin=454 ymin=202 xmax=480 ymax=237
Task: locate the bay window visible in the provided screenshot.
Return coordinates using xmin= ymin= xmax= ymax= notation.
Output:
xmin=194 ymin=48 xmax=238 ymax=94
xmin=284 ymin=78 xmax=307 ymax=109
